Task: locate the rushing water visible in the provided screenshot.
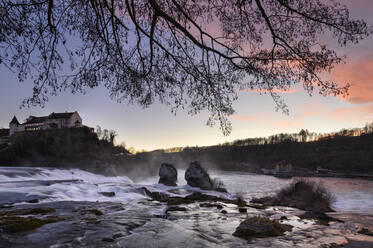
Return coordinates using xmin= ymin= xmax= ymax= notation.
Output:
xmin=0 ymin=167 xmax=372 ymax=214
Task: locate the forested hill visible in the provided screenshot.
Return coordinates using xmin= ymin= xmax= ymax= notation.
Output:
xmin=0 ymin=127 xmax=129 ymax=173
xmin=135 ymin=123 xmax=373 ymax=173
xmin=1 ymin=124 xmax=372 ymax=176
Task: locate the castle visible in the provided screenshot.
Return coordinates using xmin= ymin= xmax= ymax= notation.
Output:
xmin=9 ymin=111 xmax=83 ymax=136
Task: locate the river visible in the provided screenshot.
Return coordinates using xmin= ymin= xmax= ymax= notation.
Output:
xmin=0 ymin=167 xmax=372 ymax=247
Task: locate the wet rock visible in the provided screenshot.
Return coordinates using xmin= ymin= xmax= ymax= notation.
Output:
xmin=358 ymin=227 xmax=373 ymax=236
xmin=158 ymin=163 xmax=178 ymax=186
xmin=239 ymin=208 xmax=247 ymax=213
xmin=80 ymin=209 xmax=103 ymax=216
xmin=167 ymin=197 xmax=194 ymax=205
xmin=102 ymin=237 xmax=115 ymax=242
xmin=112 ymin=232 xmax=124 ymax=239
xmin=0 ymin=208 xmax=56 ymax=216
xmin=185 ymin=161 xmax=213 ymax=190
xmin=99 ymin=192 xmax=115 ymax=197
xmin=237 ymin=197 xmax=247 ymax=207
xmin=299 ymin=211 xmax=343 ymax=226
xmin=166 ymin=206 xmax=187 ymax=212
xmin=89 ymin=209 xmax=103 ymax=216
xmin=251 ymin=196 xmax=275 ymax=206
xmin=26 ymin=199 xmax=39 ymax=204
xmin=221 ymin=210 xmax=228 ymax=214
xmin=247 ymin=204 xmax=267 ymax=210
xmin=82 ymin=217 xmax=101 ymax=224
xmin=0 ymin=216 xmax=64 ymax=233
xmin=199 ymin=203 xmax=223 ymax=209
xmin=232 ymin=216 xmax=292 ymax=239
xmin=185 ymin=192 xmax=217 ymax=201
xmin=143 ymin=187 xmax=171 ymax=202
xmin=167 ymin=192 xmax=240 ymax=206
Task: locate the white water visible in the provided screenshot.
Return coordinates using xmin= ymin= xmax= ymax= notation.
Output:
xmin=0 ymin=167 xmax=143 ymax=204
xmin=140 ymin=169 xmax=373 ymax=214
xmin=0 ymin=167 xmax=372 ymax=214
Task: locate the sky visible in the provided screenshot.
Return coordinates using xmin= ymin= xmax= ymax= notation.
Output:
xmin=0 ymin=0 xmax=373 ymax=151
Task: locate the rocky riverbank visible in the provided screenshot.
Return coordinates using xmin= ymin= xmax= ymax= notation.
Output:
xmin=1 ymin=186 xmax=372 ymax=247
xmin=0 ymin=164 xmax=372 ymax=247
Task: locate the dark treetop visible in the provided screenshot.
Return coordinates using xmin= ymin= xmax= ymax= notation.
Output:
xmin=0 ymin=0 xmax=371 ymax=134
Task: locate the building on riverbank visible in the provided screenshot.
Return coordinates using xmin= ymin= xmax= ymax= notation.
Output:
xmin=9 ymin=111 xmax=83 ymax=136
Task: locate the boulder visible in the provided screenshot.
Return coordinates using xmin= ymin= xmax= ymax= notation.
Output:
xmin=158 ymin=163 xmax=178 ymax=186
xmin=142 ymin=187 xmax=171 ymax=202
xmin=99 ymin=192 xmax=115 ymax=197
xmin=299 ymin=211 xmax=343 ymax=226
xmin=233 ymin=216 xmax=292 ymax=239
xmin=185 ymin=161 xmax=213 ymax=190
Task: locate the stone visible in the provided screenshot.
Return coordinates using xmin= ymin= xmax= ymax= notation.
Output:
xmin=0 ymin=208 xmax=56 ymax=216
xmin=358 ymin=227 xmax=373 ymax=236
xmin=143 ymin=187 xmax=171 ymax=202
xmin=102 ymin=237 xmax=115 ymax=242
xmin=239 ymin=208 xmax=247 ymax=213
xmin=233 ymin=216 xmax=292 ymax=239
xmin=79 ymin=209 xmax=103 ymax=216
xmin=99 ymin=192 xmax=115 ymax=197
xmin=158 ymin=163 xmax=178 ymax=186
xmin=166 ymin=206 xmax=187 ymax=212
xmin=299 ymin=211 xmax=343 ymax=226
xmin=199 ymin=203 xmax=223 ymax=209
xmin=185 ymin=161 xmax=213 ymax=190
xmin=167 ymin=197 xmax=194 ymax=205
xmin=0 ymin=216 xmax=64 ymax=233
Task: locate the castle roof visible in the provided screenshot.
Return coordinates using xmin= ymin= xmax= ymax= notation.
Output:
xmin=24 ymin=116 xmax=48 ymax=124
xmin=12 ymin=112 xmax=78 ymax=126
xmin=9 ymin=116 xmax=20 ymax=125
xmin=48 ymin=112 xmax=75 ymax=119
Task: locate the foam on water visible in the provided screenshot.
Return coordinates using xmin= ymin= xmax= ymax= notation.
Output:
xmin=0 ymin=167 xmax=143 ymax=204
xmin=0 ymin=167 xmax=133 ymax=184
xmin=0 ymin=167 xmax=372 ymax=214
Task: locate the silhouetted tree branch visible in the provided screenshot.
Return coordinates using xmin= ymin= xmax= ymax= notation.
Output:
xmin=0 ymin=0 xmax=371 ymax=134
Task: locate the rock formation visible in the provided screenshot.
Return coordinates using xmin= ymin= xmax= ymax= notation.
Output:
xmin=158 ymin=163 xmax=177 ymax=186
xmin=185 ymin=161 xmax=213 ymax=190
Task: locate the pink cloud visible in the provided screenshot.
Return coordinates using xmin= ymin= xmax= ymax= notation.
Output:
xmin=271 ymin=119 xmax=304 ymax=130
xmin=303 ymin=111 xmax=319 ymax=117
xmin=332 ymin=55 xmax=373 ymax=104
xmin=326 ymin=104 xmax=373 ymax=121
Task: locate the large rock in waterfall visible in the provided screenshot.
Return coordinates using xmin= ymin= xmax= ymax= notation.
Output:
xmin=185 ymin=161 xmax=213 ymax=190
xmin=233 ymin=216 xmax=292 ymax=239
xmin=158 ymin=163 xmax=178 ymax=186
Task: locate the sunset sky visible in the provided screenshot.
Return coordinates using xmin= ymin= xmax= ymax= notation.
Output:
xmin=0 ymin=0 xmax=372 ymax=151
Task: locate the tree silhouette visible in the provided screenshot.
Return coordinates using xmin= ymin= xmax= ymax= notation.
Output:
xmin=299 ymin=129 xmax=309 ymax=142
xmin=109 ymin=130 xmax=117 ymax=144
xmin=0 ymin=0 xmax=371 ymax=134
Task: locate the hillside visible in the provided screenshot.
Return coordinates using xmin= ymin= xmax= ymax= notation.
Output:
xmin=1 ymin=125 xmax=372 ymax=178
xmin=129 ymin=131 xmax=373 ymax=175
xmin=0 ymin=127 xmax=129 ymax=174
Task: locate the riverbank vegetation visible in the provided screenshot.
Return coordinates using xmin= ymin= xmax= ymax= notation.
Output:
xmin=1 ymin=123 xmax=372 ymax=178
xmin=0 ymin=127 xmax=128 ymax=171
xmin=134 ymin=123 xmax=373 ymax=174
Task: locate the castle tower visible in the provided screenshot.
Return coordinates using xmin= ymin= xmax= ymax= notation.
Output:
xmin=9 ymin=116 xmax=20 ymax=136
